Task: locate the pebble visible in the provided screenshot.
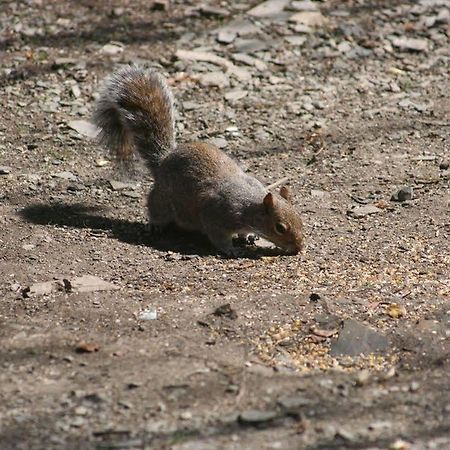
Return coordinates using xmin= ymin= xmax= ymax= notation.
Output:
xmin=391 ymin=186 xmax=413 ymax=202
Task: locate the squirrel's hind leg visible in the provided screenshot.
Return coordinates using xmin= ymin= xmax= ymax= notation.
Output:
xmin=147 ymin=186 xmax=173 ymax=234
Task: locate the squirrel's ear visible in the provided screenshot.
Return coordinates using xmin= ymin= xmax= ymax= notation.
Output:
xmin=263 ymin=192 xmax=275 ymax=212
xmin=279 ymin=186 xmax=291 ymax=202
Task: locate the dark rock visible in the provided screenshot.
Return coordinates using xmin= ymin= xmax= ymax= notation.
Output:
xmin=330 ymin=319 xmax=389 ymax=357
xmin=213 ymin=303 xmax=237 ymax=320
xmin=391 ymin=186 xmax=413 ymax=202
xmin=238 ymin=410 xmax=278 ymax=425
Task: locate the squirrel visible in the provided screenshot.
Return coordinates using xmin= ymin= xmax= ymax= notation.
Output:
xmin=93 ymin=66 xmax=304 ymax=256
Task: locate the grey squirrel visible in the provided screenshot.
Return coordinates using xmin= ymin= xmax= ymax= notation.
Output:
xmin=93 ymin=66 xmax=304 ymax=256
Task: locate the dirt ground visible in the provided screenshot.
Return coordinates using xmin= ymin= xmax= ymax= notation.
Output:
xmin=0 ymin=1 xmax=449 ymax=449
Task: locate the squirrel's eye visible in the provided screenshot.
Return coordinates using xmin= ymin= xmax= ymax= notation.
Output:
xmin=275 ymin=222 xmax=288 ymax=235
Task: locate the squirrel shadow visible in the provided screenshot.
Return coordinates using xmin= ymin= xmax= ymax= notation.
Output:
xmin=19 ymin=203 xmax=283 ymax=259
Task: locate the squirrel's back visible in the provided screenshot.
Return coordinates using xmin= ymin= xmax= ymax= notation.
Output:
xmin=93 ymin=66 xmax=175 ymax=171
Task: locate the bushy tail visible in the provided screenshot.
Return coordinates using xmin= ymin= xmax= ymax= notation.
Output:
xmin=93 ymin=66 xmax=175 ymax=172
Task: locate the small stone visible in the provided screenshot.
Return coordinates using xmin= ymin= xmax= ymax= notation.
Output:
xmin=224 ymin=90 xmax=248 ymax=102
xmin=199 ymin=71 xmax=230 ymax=89
xmin=391 ymin=186 xmax=413 ymax=202
xmin=139 ymin=308 xmax=158 ymax=321
xmin=217 ymin=29 xmax=237 ymax=44
xmin=284 ymin=35 xmax=307 ymax=46
xmin=347 ymin=205 xmax=382 ymax=219
xmin=247 ymin=0 xmax=290 ymax=17
xmin=180 ymin=411 xmax=192 ymax=420
xmin=0 ymin=166 xmax=12 ymax=175
xmin=71 ymin=84 xmax=81 ymax=98
xmin=66 ymin=275 xmax=118 ymax=293
xmin=67 ymin=120 xmax=99 ymax=138
xmin=439 ymin=161 xmax=449 ymax=170
xmin=22 ymin=280 xmax=65 ymax=298
xmin=112 ymin=7 xmax=125 ymax=17
xmin=234 ymin=38 xmax=270 ymax=54
xmin=95 ymin=158 xmax=109 ymax=167
xmin=53 ymin=57 xmax=77 ymax=68
xmin=152 ymin=0 xmax=169 ymax=11
xmin=199 ymin=6 xmax=229 ymax=17
xmin=355 ymin=369 xmax=371 ymax=386
xmin=52 ymin=171 xmax=78 ymax=181
xmin=109 ymin=180 xmax=137 ymax=191
xmin=331 ymin=319 xmax=389 ymax=357
xmin=238 ymin=410 xmax=278 ymax=425
xmin=208 ymin=137 xmax=228 ymax=149
xmin=213 ymin=303 xmax=237 ymax=320
xmin=100 ymin=42 xmax=125 ymax=55
xmin=278 ymin=395 xmax=310 ymax=410
xmin=289 ymin=11 xmax=328 ymax=27
xmin=288 ymin=1 xmax=319 ymax=11
xmin=391 ymin=37 xmax=428 ymax=52
xmin=436 ymin=8 xmax=450 ymax=24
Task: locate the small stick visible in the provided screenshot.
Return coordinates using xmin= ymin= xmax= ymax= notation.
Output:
xmin=267 ymin=176 xmax=290 ymax=190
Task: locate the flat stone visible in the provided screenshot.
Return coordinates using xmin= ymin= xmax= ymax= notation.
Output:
xmin=23 ymin=280 xmax=65 ymax=297
xmin=52 ymin=171 xmax=78 ymax=181
xmin=391 ymin=37 xmax=429 ymax=52
xmin=108 ymin=180 xmax=137 ymax=191
xmin=224 ymin=89 xmax=248 ymax=101
xmin=233 ymin=38 xmax=271 ymax=54
xmin=288 ymin=1 xmax=319 ymax=11
xmin=199 ymin=71 xmax=230 ymax=89
xmin=284 ymin=35 xmax=307 ymax=46
xmin=347 ymin=205 xmax=382 ymax=218
xmin=247 ymin=0 xmax=290 ymax=17
xmin=66 ymin=275 xmax=119 ymax=293
xmin=176 ymin=49 xmax=233 ymax=69
xmin=67 ymin=120 xmax=99 ymax=138
xmin=208 ymin=137 xmax=228 ymax=148
xmin=278 ymin=394 xmax=311 ymax=410
xmin=331 ymin=319 xmax=389 ymax=357
xmin=238 ymin=410 xmax=278 ymax=424
xmin=217 ymin=29 xmax=237 ymax=44
xmin=289 ymin=11 xmax=328 ymax=27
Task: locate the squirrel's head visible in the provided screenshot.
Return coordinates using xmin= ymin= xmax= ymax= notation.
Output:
xmin=262 ymin=186 xmax=304 ymax=255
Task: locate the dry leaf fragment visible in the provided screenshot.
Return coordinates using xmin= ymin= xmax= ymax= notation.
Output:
xmin=386 ymin=303 xmax=406 ymax=319
xmin=76 ymin=341 xmax=100 ymax=353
